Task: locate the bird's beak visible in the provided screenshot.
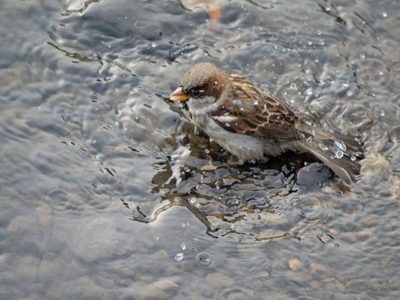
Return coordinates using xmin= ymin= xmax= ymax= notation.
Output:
xmin=169 ymin=86 xmax=189 ymax=102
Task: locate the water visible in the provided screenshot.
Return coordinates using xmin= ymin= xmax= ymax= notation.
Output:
xmin=1 ymin=0 xmax=400 ymax=299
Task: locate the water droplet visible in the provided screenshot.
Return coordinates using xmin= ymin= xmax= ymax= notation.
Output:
xmin=290 ymin=83 xmax=297 ymax=89
xmin=350 ymin=155 xmax=357 ymax=161
xmin=318 ymin=143 xmax=328 ymax=151
xmin=334 ymin=140 xmax=346 ymax=151
xmin=189 ymin=197 xmax=197 ymax=204
xmin=254 ymin=100 xmax=259 ymax=105
xmin=181 ymin=242 xmax=186 ymax=250
xmin=335 ymin=150 xmax=344 ymax=159
xmin=196 ymin=252 xmax=212 ymax=266
xmin=151 ymin=42 xmax=157 ymax=48
xmin=306 ymin=136 xmax=313 ymax=143
xmin=174 ymin=253 xmax=184 ymax=262
xmin=382 ymin=12 xmax=388 ymax=18
xmin=305 ymin=88 xmax=313 ymax=96
xmin=359 ymin=53 xmax=366 ymax=60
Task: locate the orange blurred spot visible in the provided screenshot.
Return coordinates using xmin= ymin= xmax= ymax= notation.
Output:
xmin=180 ymin=0 xmax=221 ymax=23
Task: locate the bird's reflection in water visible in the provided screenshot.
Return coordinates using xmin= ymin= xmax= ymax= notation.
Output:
xmin=130 ymin=125 xmax=309 ymax=241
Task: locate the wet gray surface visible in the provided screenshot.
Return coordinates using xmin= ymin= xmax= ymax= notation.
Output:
xmin=1 ymin=0 xmax=400 ymax=299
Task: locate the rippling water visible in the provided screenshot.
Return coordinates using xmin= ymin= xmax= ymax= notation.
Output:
xmin=1 ymin=0 xmax=400 ymax=298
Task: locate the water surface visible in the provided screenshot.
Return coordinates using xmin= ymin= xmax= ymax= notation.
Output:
xmin=1 ymin=0 xmax=400 ymax=299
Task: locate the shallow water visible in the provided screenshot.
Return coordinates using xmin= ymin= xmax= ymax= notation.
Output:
xmin=1 ymin=0 xmax=400 ymax=298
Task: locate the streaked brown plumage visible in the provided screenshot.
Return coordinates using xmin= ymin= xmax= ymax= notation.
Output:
xmin=170 ymin=63 xmax=363 ymax=184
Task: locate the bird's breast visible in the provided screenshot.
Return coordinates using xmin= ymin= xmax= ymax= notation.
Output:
xmin=190 ymin=113 xmax=265 ymax=161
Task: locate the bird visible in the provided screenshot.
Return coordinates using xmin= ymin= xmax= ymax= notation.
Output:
xmin=169 ymin=63 xmax=363 ymax=184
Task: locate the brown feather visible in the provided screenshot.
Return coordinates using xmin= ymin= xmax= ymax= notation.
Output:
xmin=212 ymin=73 xmax=299 ymax=141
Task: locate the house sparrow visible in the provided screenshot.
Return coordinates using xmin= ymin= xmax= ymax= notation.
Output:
xmin=169 ymin=63 xmax=363 ymax=184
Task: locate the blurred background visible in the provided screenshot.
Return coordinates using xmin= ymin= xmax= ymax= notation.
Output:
xmin=0 ymin=0 xmax=399 ymax=298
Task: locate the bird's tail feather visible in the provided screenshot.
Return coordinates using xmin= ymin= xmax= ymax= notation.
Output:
xmin=300 ymin=142 xmax=361 ymax=184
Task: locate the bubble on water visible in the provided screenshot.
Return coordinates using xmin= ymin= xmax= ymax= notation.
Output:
xmin=180 ymin=242 xmax=186 ymax=250
xmin=174 ymin=253 xmax=184 ymax=262
xmin=382 ymin=12 xmax=388 ymax=18
xmin=359 ymin=53 xmax=366 ymax=60
xmin=290 ymin=82 xmax=297 ymax=89
xmin=151 ymin=42 xmax=157 ymax=48
xmin=335 ymin=150 xmax=344 ymax=159
xmin=196 ymin=252 xmax=212 ymax=266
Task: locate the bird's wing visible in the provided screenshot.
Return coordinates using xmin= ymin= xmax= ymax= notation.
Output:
xmin=211 ymin=73 xmax=300 ymax=142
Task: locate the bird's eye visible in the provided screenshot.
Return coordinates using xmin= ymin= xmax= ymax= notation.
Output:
xmin=189 ymin=88 xmax=205 ymax=97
